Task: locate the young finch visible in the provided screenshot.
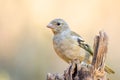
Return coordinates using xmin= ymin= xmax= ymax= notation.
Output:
xmin=47 ymin=18 xmax=114 ymax=74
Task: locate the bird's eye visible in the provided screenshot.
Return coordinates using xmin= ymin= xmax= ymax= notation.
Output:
xmin=56 ymin=22 xmax=61 ymax=26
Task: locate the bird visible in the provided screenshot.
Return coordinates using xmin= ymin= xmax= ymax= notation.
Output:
xmin=47 ymin=18 xmax=114 ymax=74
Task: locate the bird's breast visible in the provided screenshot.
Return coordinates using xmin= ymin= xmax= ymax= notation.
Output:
xmin=53 ymin=35 xmax=81 ymax=61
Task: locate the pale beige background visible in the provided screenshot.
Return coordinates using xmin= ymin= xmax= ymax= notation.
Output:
xmin=0 ymin=0 xmax=119 ymax=80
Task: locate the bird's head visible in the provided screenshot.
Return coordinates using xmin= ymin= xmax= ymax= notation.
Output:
xmin=47 ymin=18 xmax=70 ymax=34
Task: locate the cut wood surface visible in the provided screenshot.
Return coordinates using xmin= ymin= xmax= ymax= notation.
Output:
xmin=47 ymin=31 xmax=109 ymax=80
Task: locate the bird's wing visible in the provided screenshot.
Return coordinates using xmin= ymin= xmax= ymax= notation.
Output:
xmin=70 ymin=31 xmax=84 ymax=42
xmin=71 ymin=31 xmax=93 ymax=55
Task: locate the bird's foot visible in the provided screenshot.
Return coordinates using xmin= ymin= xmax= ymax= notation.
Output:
xmin=65 ymin=59 xmax=81 ymax=80
xmin=81 ymin=61 xmax=92 ymax=68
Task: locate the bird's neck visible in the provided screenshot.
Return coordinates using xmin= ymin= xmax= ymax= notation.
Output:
xmin=54 ymin=29 xmax=71 ymax=37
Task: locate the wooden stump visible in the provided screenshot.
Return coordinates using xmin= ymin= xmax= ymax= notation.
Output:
xmin=47 ymin=31 xmax=108 ymax=80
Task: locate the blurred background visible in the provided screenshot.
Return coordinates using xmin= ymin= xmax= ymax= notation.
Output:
xmin=0 ymin=0 xmax=120 ymax=80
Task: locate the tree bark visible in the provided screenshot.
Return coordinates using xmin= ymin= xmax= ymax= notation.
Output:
xmin=47 ymin=31 xmax=108 ymax=80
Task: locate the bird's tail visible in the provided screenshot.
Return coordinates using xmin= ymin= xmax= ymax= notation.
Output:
xmin=105 ymin=65 xmax=115 ymax=74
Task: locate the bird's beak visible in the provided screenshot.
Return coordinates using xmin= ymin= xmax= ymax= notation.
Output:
xmin=47 ymin=23 xmax=55 ymax=29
